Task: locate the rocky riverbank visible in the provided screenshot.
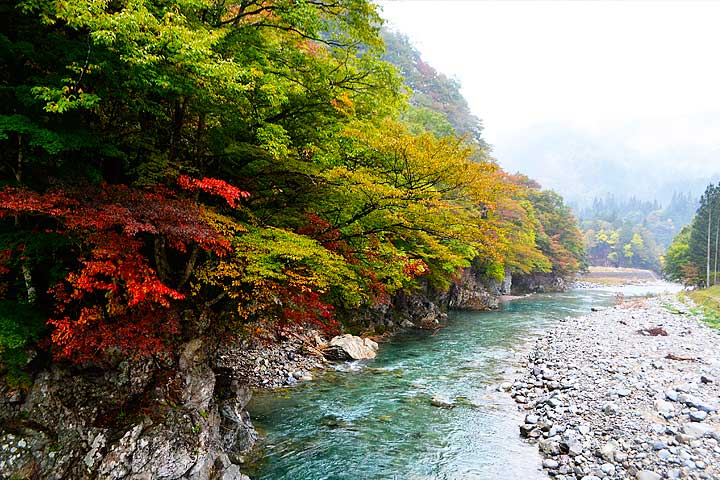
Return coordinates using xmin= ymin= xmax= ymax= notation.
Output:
xmin=510 ymin=295 xmax=720 ymax=480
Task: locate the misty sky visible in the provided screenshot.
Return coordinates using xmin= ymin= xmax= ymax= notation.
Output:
xmin=379 ymin=1 xmax=720 ymax=203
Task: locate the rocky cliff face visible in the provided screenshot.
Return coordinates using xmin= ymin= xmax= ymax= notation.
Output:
xmin=0 ymin=337 xmax=256 ymax=480
xmin=343 ymin=264 xmax=512 ymax=333
xmin=511 ymin=272 xmax=568 ymax=294
xmin=445 ymin=266 xmax=512 ymax=310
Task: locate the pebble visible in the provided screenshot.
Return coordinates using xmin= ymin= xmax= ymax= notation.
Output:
xmin=525 ymin=414 xmax=539 ymax=424
xmin=689 ymin=410 xmax=708 ymax=422
xmin=509 ymin=295 xmax=720 ymax=479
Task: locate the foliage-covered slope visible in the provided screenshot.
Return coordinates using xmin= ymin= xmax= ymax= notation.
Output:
xmin=665 ymin=184 xmax=720 ymax=286
xmin=579 ymin=192 xmax=696 ymax=272
xmin=0 ymin=0 xmax=583 ymax=383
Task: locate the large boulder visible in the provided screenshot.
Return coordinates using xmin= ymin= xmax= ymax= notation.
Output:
xmin=325 ymin=335 xmax=379 ymax=360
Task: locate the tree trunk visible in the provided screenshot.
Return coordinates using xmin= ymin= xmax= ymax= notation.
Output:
xmin=714 ymin=213 xmax=719 ymax=286
xmin=15 ymin=134 xmax=36 ymax=302
xmin=154 ymin=237 xmax=173 ymax=284
xmin=15 ymin=133 xmax=23 ymax=183
xmin=178 ymin=245 xmax=199 ymax=288
xmin=707 ymin=207 xmax=712 ymax=287
xmin=21 ymin=264 xmax=37 ymax=303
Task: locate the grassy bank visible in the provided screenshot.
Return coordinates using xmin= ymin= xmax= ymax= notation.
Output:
xmin=681 ymin=285 xmax=720 ymax=328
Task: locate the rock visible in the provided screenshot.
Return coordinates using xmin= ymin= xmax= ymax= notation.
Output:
xmin=689 ymin=410 xmax=708 ymax=422
xmin=654 ymin=399 xmax=674 ymax=412
xmin=616 ymin=388 xmax=631 ymax=397
xmin=0 ymin=337 xmax=259 ymax=480
xmin=525 ymin=414 xmax=539 ymax=424
xmin=636 ymin=471 xmax=661 ymax=480
xmin=539 ymin=439 xmax=560 ymax=455
xmin=602 ymin=402 xmax=619 ymax=415
xmin=682 ymin=422 xmax=715 ymax=438
xmin=567 ymin=443 xmax=583 ymax=456
xmin=601 ymin=463 xmax=616 ymax=475
xmin=657 ymin=449 xmax=671 ymax=461
xmin=600 ymin=440 xmax=619 ymax=462
xmin=542 ymin=458 xmax=559 ymax=469
xmin=430 ymin=395 xmax=454 ymax=409
xmin=179 ymin=338 xmax=216 ymax=410
xmin=325 ymin=334 xmax=379 ymax=360
xmin=695 ymin=400 xmax=718 ymax=413
xmin=677 ymin=393 xmax=699 ymax=406
xmin=220 ymin=465 xmax=251 ymax=480
xmin=219 ymin=388 xmax=258 ymax=462
xmin=665 ymin=390 xmax=679 ymax=402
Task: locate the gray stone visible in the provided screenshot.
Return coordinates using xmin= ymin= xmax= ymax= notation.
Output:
xmin=600 ymin=440 xmax=619 ymax=462
xmin=568 ymin=443 xmax=583 ymax=456
xmin=682 ymin=422 xmax=715 ymax=438
xmin=539 ymin=439 xmax=560 ymax=455
xmin=689 ymin=410 xmax=708 ymax=422
xmin=655 ymin=399 xmax=674 ymax=412
xmin=542 ymin=458 xmax=559 ymax=469
xmin=695 ymin=400 xmax=719 ymax=413
xmin=602 ymin=402 xmax=619 ymax=415
xmin=525 ymin=414 xmax=539 ymax=424
xmin=430 ymin=395 xmax=454 ymax=409
xmin=636 ymin=471 xmax=661 ymax=480
xmin=220 ymin=464 xmax=251 ymax=480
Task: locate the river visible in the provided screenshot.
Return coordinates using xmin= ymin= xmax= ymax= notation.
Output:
xmin=245 ymin=284 xmax=681 ymax=480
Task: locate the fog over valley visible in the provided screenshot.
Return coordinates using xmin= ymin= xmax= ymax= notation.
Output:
xmin=380 ymin=0 xmax=720 ymax=208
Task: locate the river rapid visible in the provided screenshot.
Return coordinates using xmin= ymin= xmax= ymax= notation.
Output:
xmin=245 ymin=284 xmax=681 ymax=480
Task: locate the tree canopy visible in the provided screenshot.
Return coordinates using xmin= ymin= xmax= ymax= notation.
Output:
xmin=664 ymin=184 xmax=720 ymax=286
xmin=0 ymin=0 xmax=584 ymax=381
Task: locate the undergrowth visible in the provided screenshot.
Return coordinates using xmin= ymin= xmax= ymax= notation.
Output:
xmin=679 ymin=286 xmax=720 ymax=328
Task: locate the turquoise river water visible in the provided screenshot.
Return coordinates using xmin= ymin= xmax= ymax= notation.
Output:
xmin=245 ymin=284 xmax=679 ymax=480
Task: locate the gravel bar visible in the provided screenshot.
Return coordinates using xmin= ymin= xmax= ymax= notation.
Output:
xmin=510 ymin=295 xmax=720 ymax=480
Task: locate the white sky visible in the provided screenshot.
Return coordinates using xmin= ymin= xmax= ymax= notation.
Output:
xmin=378 ymin=0 xmax=720 ymax=187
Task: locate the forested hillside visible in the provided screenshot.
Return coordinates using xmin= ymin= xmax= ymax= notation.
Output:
xmin=0 ymin=0 xmax=583 ymax=389
xmin=381 ymin=29 xmax=486 ymax=147
xmin=665 ymin=183 xmax=720 ymax=286
xmin=578 ymin=192 xmax=695 ymax=272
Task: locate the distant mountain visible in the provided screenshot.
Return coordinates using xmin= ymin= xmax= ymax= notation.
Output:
xmin=494 ymin=123 xmax=720 ymax=207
